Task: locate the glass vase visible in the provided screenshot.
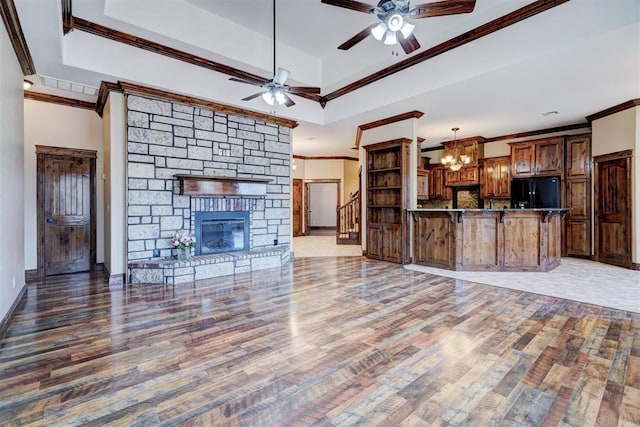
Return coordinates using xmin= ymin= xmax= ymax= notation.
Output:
xmin=177 ymin=247 xmax=190 ymax=261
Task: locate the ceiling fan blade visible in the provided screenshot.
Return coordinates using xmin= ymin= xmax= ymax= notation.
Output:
xmin=398 ymin=32 xmax=420 ymax=54
xmin=338 ymin=23 xmax=378 ymax=50
xmin=229 ymin=77 xmax=266 ymax=87
xmin=273 ymin=67 xmax=290 ymax=86
xmin=321 ymin=0 xmax=375 ymax=14
xmin=413 ymin=0 xmax=476 ymax=18
xmin=242 ymin=92 xmax=268 ymax=101
xmin=282 ymin=94 xmax=296 ymax=107
xmin=287 ymin=86 xmax=321 ymax=95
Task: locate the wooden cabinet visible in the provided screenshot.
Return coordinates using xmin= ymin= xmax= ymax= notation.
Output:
xmin=446 ymin=166 xmax=480 ymax=186
xmin=365 ymin=138 xmax=410 ymax=264
xmin=563 ymin=134 xmax=592 ymax=257
xmin=480 ymin=156 xmax=511 ymax=199
xmin=510 ymin=137 xmax=563 ymax=177
xmin=417 ymin=169 xmax=429 ymax=199
xmin=443 ymin=136 xmax=484 ymax=186
xmin=427 ymin=165 xmax=452 ymax=200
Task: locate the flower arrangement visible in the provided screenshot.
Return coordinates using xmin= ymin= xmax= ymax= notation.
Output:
xmin=171 ymin=231 xmax=196 ymax=250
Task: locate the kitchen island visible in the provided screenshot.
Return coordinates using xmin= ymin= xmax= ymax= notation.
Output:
xmin=410 ymin=208 xmax=569 ymax=272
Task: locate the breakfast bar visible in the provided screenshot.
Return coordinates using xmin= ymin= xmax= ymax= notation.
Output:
xmin=410 ymin=208 xmax=570 ymax=272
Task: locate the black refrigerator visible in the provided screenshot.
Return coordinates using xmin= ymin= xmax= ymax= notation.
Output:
xmin=510 ymin=176 xmax=561 ymax=208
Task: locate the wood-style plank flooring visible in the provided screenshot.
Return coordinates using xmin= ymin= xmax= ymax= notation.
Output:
xmin=1 ymin=257 xmax=638 ymax=426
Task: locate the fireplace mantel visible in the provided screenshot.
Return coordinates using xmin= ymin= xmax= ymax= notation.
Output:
xmin=174 ymin=174 xmax=273 ymax=197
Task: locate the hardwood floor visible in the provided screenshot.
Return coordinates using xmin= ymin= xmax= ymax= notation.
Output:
xmin=1 ymin=257 xmax=638 ymax=426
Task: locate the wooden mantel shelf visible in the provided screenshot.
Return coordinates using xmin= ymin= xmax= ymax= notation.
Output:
xmin=174 ymin=174 xmax=272 ymax=197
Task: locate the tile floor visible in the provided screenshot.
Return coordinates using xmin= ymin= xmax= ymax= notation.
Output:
xmin=293 ymin=235 xmax=640 ymax=313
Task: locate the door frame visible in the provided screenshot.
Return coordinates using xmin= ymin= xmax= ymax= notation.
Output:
xmin=593 ymin=149 xmax=632 ymax=269
xmin=36 ymin=145 xmax=97 ymax=278
xmin=303 ymin=179 xmax=341 ymax=235
xmin=292 ymin=178 xmax=304 ymax=237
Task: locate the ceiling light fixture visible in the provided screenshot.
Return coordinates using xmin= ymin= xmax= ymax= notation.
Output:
xmin=23 ymin=79 xmax=33 ymax=90
xmin=441 ymin=127 xmax=470 ymax=172
xmin=370 ymin=4 xmax=416 ymax=47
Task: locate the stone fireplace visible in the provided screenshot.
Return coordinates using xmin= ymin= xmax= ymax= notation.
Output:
xmin=125 ymin=94 xmax=292 ymax=284
xmin=195 ymin=211 xmax=249 ymax=255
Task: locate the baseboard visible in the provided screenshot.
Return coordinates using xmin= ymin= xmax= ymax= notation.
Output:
xmin=309 ymin=226 xmax=337 ymax=230
xmin=632 ymin=262 xmax=640 ymax=271
xmin=25 ymin=269 xmax=39 ymax=283
xmin=103 ymin=264 xmax=125 ymax=287
xmin=0 ymin=284 xmax=28 ymax=341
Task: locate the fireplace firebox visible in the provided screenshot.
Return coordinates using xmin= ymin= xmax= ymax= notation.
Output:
xmin=194 ymin=211 xmax=250 ymax=255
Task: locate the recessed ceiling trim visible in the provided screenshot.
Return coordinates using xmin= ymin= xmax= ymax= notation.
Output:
xmin=322 ymin=0 xmax=570 ymax=105
xmin=65 ymin=15 xmax=321 ymax=104
xmin=0 ymin=0 xmax=36 ymax=74
xmin=585 ymin=98 xmax=640 ymax=124
xmin=354 ymin=110 xmax=424 ymax=149
xmin=112 ymin=80 xmax=298 ymax=128
xmin=24 ymin=91 xmax=95 ymax=111
xmin=61 ymin=0 xmax=72 ymax=34
xmin=293 ymin=155 xmax=358 ymax=161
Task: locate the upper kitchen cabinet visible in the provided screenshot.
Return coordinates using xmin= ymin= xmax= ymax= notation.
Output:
xmin=443 ymin=136 xmax=484 ymax=186
xmin=509 ymin=137 xmax=564 ymax=178
xmin=480 ymin=156 xmax=511 ymax=199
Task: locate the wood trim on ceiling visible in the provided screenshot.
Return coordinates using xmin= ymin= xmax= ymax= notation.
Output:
xmin=321 ymin=0 xmax=569 ymax=105
xmin=585 ymin=99 xmax=640 ymax=124
xmin=293 ymin=155 xmax=358 ymax=161
xmin=66 ymin=16 xmax=320 ymax=104
xmin=95 ymin=81 xmax=121 ymax=117
xmin=0 ymin=0 xmax=36 ymax=75
xmin=24 ymin=91 xmax=95 ymax=111
xmin=420 ymin=122 xmax=591 ymax=152
xmin=354 ymin=110 xmax=424 ymax=148
xmin=117 ymin=81 xmax=298 ymax=128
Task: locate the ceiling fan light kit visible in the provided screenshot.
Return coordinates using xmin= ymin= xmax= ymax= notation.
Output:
xmin=322 ymin=0 xmax=476 ymax=54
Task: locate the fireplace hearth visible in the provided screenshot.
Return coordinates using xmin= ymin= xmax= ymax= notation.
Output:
xmin=194 ymin=211 xmax=249 ymax=255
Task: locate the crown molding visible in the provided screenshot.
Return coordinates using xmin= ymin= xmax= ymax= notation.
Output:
xmin=321 ymin=0 xmax=569 ymax=105
xmin=354 ymin=110 xmax=424 ymax=149
xmin=0 ymin=0 xmax=36 ymax=75
xmin=293 ymin=155 xmax=358 ymax=161
xmin=585 ymin=99 xmax=640 ymax=124
xmin=24 ymin=91 xmax=95 ymax=110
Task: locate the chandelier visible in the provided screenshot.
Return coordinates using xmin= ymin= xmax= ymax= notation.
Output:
xmin=441 ymin=127 xmax=470 ymax=171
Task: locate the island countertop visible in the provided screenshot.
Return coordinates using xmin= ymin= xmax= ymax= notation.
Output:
xmin=411 ymin=208 xmax=567 ymax=272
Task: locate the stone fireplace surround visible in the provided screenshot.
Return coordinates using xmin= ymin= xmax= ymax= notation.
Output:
xmin=125 ymin=94 xmax=292 ymax=284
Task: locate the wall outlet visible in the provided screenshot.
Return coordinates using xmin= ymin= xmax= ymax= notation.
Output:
xmin=153 ymin=249 xmax=160 ymax=258
xmin=273 ymin=239 xmax=278 ymax=246
xmin=12 ymin=276 xmax=16 ymax=289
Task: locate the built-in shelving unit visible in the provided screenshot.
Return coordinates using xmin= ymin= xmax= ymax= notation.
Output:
xmin=364 ymin=138 xmax=411 ymax=264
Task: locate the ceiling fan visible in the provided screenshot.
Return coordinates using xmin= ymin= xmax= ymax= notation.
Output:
xmin=229 ymin=0 xmax=320 ymax=108
xmin=322 ymin=0 xmax=476 ymax=54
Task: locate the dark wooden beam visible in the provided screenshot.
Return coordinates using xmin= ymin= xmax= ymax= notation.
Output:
xmin=585 ymin=99 xmax=640 ymax=124
xmin=67 ymin=17 xmax=321 ymax=104
xmin=0 ymin=0 xmax=36 ymax=75
xmin=61 ymin=0 xmax=72 ymax=34
xmin=322 ymin=0 xmax=569 ymax=104
xmin=117 ymin=81 xmax=298 ymax=129
xmin=95 ymin=81 xmax=121 ymax=117
xmin=354 ymin=110 xmax=424 ymax=149
xmin=24 ymin=91 xmax=95 ymax=111
xmin=293 ymin=155 xmax=358 ymax=161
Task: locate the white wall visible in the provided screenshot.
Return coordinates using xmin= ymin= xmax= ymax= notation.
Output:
xmin=592 ymin=106 xmax=639 ymax=263
xmin=0 ymin=24 xmax=26 ymax=323
xmin=103 ymin=93 xmax=127 ymax=278
xmin=23 ymin=100 xmax=104 ymax=270
xmin=309 ymin=183 xmax=338 ymax=227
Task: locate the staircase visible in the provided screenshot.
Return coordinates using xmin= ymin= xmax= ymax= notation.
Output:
xmin=336 ymin=192 xmax=360 ymax=245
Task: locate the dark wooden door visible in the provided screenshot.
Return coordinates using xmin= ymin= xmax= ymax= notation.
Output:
xmin=594 ymin=151 xmax=631 ymax=268
xmin=292 ymin=179 xmax=303 ymax=236
xmin=38 ymin=146 xmax=96 ymax=276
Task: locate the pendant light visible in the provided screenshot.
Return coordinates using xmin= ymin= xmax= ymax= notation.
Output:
xmin=441 ymin=127 xmax=470 ymax=171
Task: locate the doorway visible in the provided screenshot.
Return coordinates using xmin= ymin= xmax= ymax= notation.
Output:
xmin=594 ymin=149 xmax=632 ymax=269
xmin=304 ymin=180 xmax=341 ymax=236
xmin=37 ymin=146 xmax=97 ymax=277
